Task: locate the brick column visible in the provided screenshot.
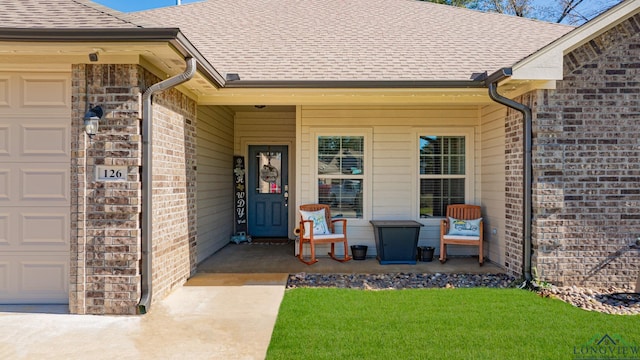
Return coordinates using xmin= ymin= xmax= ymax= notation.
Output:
xmin=72 ymin=64 xmax=142 ymax=314
xmin=72 ymin=64 xmax=198 ymax=314
xmin=504 ymin=93 xmax=538 ymax=279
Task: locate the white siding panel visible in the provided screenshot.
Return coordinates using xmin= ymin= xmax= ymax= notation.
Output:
xmin=196 ymin=105 xmax=234 ymax=263
xmin=300 ymin=105 xmax=485 ymax=257
xmin=480 ymin=104 xmax=507 ymax=266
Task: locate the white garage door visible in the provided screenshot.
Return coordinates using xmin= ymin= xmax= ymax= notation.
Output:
xmin=0 ymin=71 xmax=71 ymax=304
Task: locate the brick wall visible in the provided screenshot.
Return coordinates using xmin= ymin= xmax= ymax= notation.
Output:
xmin=72 ymin=64 xmax=142 ymax=314
xmin=504 ymin=93 xmax=536 ymax=279
xmin=532 ymin=14 xmax=640 ymax=288
xmin=71 ymin=64 xmax=197 ymax=314
xmin=145 ymin=68 xmax=198 ymax=301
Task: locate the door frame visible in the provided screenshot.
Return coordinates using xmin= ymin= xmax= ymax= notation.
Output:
xmin=241 ymin=139 xmax=295 ymax=239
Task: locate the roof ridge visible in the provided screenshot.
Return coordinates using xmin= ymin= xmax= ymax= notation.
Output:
xmin=71 ymin=0 xmax=160 ymax=28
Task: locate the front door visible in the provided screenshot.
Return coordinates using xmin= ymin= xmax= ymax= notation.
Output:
xmin=248 ymin=145 xmax=289 ymax=237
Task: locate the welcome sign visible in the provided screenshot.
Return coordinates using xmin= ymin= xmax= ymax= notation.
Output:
xmin=233 ymin=156 xmax=248 ymax=234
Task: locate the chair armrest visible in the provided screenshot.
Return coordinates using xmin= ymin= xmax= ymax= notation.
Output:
xmin=330 ymin=218 xmax=347 ymax=234
xmin=440 ymin=218 xmax=449 ymax=236
xmin=300 ymin=219 xmax=314 ymax=238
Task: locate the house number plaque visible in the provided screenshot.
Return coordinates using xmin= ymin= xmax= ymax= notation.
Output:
xmin=96 ymin=165 xmax=128 ymax=181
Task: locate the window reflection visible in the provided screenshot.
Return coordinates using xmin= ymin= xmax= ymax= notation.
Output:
xmin=317 ymin=136 xmax=364 ymax=219
xmin=419 ymin=136 xmax=466 ymax=217
xmin=257 ymin=151 xmax=281 ymax=194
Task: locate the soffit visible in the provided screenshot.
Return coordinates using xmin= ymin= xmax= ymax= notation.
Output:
xmin=0 ymin=41 xmax=218 ymax=98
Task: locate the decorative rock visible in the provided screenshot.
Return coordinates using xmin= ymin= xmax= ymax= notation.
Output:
xmin=286 ymin=273 xmax=640 ymax=315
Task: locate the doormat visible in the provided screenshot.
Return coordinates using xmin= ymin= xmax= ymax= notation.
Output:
xmin=250 ymin=238 xmax=292 ymax=245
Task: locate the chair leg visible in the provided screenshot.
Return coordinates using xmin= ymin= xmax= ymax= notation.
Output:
xmin=439 ymin=243 xmax=447 ymax=264
xmin=298 ymin=240 xmax=318 ymax=265
xmin=343 ymin=240 xmax=352 ymax=262
xmin=479 ymin=241 xmax=484 ymax=266
xmin=328 ymin=241 xmax=352 ymax=262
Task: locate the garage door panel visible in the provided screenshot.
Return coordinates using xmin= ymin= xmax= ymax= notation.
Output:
xmin=0 ymin=209 xmax=68 ymax=249
xmin=20 ymin=75 xmax=70 ymax=109
xmin=21 ymin=167 xmax=69 ymax=202
xmin=0 ymin=169 xmax=8 ymax=201
xmin=0 ymin=213 xmax=8 ymax=246
xmin=0 ymin=165 xmax=69 ymax=205
xmin=20 ymin=212 xmax=69 ymax=246
xmin=20 ymin=260 xmax=67 ymax=292
xmin=21 ymin=124 xmax=68 ymax=157
xmin=0 ymin=76 xmax=9 ymax=107
xmin=0 ymin=125 xmax=8 ymax=156
xmin=0 ymin=121 xmax=68 ymax=162
xmin=0 ymin=255 xmax=68 ymax=303
xmin=0 ymin=261 xmax=8 ymax=296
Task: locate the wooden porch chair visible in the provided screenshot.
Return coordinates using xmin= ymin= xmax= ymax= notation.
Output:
xmin=298 ymin=204 xmax=352 ymax=265
xmin=439 ymin=204 xmax=484 ymax=265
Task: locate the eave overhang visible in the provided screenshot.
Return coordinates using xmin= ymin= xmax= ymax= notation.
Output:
xmin=512 ymin=0 xmax=640 ymax=81
xmin=0 ymin=27 xmax=225 ymax=91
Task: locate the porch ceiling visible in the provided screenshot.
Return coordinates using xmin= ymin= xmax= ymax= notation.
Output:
xmin=197 ymin=87 xmax=494 ymax=106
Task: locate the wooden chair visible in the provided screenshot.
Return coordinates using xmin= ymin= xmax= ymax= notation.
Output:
xmin=298 ymin=204 xmax=352 ymax=265
xmin=439 ymin=204 xmax=484 ymax=265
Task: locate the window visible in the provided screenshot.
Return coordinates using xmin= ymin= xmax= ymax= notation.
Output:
xmin=419 ymin=135 xmax=468 ymax=217
xmin=317 ymin=136 xmax=364 ymax=219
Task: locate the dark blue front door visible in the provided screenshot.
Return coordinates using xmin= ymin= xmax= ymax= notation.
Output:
xmin=248 ymin=145 xmax=289 ymax=237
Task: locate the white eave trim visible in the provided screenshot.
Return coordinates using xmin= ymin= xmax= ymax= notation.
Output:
xmin=512 ymin=0 xmax=640 ymax=81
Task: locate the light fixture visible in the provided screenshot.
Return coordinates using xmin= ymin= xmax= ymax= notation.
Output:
xmin=83 ymin=105 xmax=103 ymax=138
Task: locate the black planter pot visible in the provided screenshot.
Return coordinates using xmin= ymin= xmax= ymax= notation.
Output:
xmin=417 ymin=246 xmax=435 ymax=262
xmin=351 ymin=245 xmax=368 ymax=260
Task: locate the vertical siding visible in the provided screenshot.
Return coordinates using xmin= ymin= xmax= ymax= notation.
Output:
xmin=480 ymin=104 xmax=507 ymax=266
xmin=299 ymin=106 xmax=483 ymax=257
xmin=196 ymin=105 xmax=234 ymax=263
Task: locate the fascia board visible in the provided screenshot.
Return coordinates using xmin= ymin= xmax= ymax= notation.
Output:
xmin=512 ymin=0 xmax=640 ymax=81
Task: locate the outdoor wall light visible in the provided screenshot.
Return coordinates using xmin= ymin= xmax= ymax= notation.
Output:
xmin=83 ymin=105 xmax=103 ymax=138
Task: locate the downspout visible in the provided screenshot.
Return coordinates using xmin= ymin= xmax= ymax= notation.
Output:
xmin=138 ymin=57 xmax=196 ymax=314
xmin=485 ymin=68 xmax=534 ymax=286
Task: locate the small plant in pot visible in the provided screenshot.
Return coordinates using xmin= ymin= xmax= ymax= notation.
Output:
xmin=350 ymin=245 xmax=368 ymax=260
xmin=417 ymin=246 xmax=435 ymax=262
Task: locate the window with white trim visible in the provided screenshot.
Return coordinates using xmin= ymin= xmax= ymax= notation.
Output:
xmin=419 ymin=134 xmax=469 ymax=217
xmin=317 ymin=135 xmax=364 ymax=219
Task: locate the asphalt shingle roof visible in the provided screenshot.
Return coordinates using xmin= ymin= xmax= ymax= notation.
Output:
xmin=0 ymin=0 xmax=154 ymax=29
xmin=0 ymin=0 xmax=575 ymax=82
xmin=132 ymin=0 xmax=574 ymax=81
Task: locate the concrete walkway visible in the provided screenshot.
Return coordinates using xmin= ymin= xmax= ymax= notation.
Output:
xmin=0 ymin=273 xmax=288 ymax=360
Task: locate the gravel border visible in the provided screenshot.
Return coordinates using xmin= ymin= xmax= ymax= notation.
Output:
xmin=287 ymin=273 xmax=640 ymax=316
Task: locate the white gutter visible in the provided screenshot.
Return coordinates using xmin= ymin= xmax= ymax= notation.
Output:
xmin=138 ymin=57 xmax=196 ymax=314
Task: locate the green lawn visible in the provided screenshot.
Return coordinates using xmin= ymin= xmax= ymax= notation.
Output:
xmin=267 ymin=288 xmax=639 ymax=360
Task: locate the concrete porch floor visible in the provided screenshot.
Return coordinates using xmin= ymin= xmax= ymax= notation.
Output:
xmin=197 ymin=241 xmax=505 ymax=275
